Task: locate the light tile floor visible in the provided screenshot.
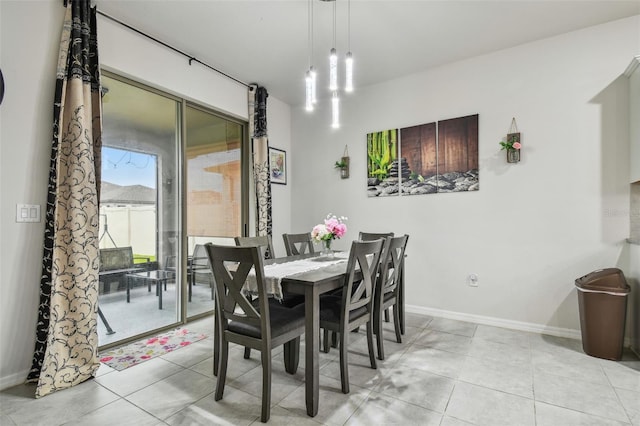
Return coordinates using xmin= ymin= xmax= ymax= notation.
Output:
xmin=1 ymin=313 xmax=639 ymax=425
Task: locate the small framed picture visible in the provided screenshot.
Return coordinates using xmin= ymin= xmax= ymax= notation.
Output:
xmin=268 ymin=147 xmax=287 ymax=185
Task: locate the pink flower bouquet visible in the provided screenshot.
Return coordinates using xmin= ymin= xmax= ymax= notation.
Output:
xmin=311 ymin=213 xmax=348 ymax=243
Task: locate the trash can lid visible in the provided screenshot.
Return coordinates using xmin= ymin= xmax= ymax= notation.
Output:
xmin=575 ymin=268 xmax=630 ymax=293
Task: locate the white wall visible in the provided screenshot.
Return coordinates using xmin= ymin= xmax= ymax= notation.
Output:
xmin=291 ymin=16 xmax=639 ymax=337
xmin=267 ymin=96 xmax=294 ymax=257
xmin=0 ymin=0 xmax=292 ymax=389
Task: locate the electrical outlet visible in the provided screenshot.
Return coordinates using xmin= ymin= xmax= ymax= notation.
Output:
xmin=467 ymin=273 xmax=479 ymax=287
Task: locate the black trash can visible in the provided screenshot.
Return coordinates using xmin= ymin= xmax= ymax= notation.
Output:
xmin=575 ymin=268 xmax=630 ymax=360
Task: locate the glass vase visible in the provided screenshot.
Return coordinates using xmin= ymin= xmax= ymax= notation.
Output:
xmin=507 ymin=148 xmax=520 ymax=163
xmin=322 ymin=239 xmax=334 ymax=258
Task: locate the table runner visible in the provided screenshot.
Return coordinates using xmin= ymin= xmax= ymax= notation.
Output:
xmin=245 ymin=252 xmax=349 ymax=299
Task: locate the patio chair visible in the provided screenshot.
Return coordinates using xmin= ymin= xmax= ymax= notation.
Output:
xmin=191 ymin=244 xmax=214 ymax=300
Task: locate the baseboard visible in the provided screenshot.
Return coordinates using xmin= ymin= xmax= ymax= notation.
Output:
xmin=0 ymin=369 xmax=29 ymax=391
xmin=406 ymin=304 xmax=583 ymax=340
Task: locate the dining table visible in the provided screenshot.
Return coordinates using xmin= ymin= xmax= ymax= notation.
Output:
xmin=213 ymin=249 xmax=406 ymax=417
xmin=278 ymin=256 xmax=350 ymax=416
xmin=256 ymin=251 xmax=405 ymax=417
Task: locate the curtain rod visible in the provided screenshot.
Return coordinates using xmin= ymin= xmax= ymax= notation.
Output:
xmin=96 ymin=9 xmax=250 ymax=89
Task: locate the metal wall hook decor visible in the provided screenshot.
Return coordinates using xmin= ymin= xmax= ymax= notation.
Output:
xmin=499 ymin=117 xmax=521 ymax=163
xmin=335 ymin=145 xmax=350 ymax=178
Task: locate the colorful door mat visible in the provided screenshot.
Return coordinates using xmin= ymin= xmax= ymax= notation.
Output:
xmin=99 ymin=328 xmax=208 ymax=371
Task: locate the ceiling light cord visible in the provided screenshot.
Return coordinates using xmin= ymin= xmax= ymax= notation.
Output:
xmin=305 ymin=0 xmax=315 ymax=111
xmin=347 ymin=0 xmax=351 ymax=52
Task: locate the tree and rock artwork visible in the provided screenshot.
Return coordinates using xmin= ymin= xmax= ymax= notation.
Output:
xmin=366 ymin=114 xmax=479 ymax=197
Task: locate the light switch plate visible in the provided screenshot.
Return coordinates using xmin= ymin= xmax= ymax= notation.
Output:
xmin=16 ymin=204 xmax=41 ymax=223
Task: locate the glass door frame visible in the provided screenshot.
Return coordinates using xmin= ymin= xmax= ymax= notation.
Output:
xmin=98 ymin=70 xmax=185 ymax=351
xmin=97 ymin=71 xmax=249 ymax=350
xmin=180 ymin=101 xmax=250 ymax=321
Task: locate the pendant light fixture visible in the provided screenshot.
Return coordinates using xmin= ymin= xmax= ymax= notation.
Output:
xmin=310 ymin=66 xmax=317 ymax=105
xmin=329 ymin=1 xmax=339 ymax=127
xmin=345 ymin=0 xmax=353 ymax=92
xmin=329 ymin=1 xmax=338 ymax=92
xmin=305 ymin=0 xmax=315 ymax=111
xmin=304 ymin=0 xmax=352 ymax=128
xmin=310 ymin=0 xmax=317 ymax=105
xmin=331 ymin=91 xmax=340 ymax=128
xmin=305 ymin=70 xmax=313 ymax=111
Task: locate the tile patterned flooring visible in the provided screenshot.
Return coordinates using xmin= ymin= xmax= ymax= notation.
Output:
xmin=1 ymin=313 xmax=639 ymax=425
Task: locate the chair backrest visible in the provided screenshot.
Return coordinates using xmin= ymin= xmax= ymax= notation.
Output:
xmin=164 ymin=254 xmax=176 ymax=270
xmin=282 ymin=232 xmax=315 ymax=256
xmin=205 ymin=243 xmax=271 ymax=341
xmin=99 ymin=247 xmax=134 ymax=271
xmin=234 ymin=235 xmax=275 ymax=259
xmin=341 ymin=239 xmax=385 ymax=318
xmin=192 ymin=243 xmax=211 ymax=268
xmin=377 ymin=235 xmax=409 ymax=302
xmin=359 ymin=231 xmax=394 ymax=241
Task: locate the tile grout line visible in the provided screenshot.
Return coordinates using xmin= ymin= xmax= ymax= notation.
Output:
xmin=601 ymin=361 xmax=636 ymax=425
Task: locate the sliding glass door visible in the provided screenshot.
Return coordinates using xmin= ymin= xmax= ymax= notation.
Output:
xmin=185 ymin=105 xmax=245 ymax=318
xmin=97 ymin=72 xmax=247 ymax=347
xmin=98 ymin=73 xmax=181 ymax=346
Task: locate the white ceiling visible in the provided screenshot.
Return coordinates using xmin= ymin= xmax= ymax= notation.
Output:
xmin=95 ymin=0 xmax=640 ymax=106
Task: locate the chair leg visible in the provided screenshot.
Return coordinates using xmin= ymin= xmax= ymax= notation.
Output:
xmin=384 ymin=308 xmax=390 ymax=323
xmin=283 ymin=337 xmax=300 ymax=374
xmin=323 ymin=329 xmax=330 ymax=353
xmin=210 ymin=278 xmax=215 ymax=300
xmin=393 ymin=304 xmax=402 ymax=343
xmin=339 ymin=329 xmax=350 ymax=394
xmin=366 ymin=320 xmax=378 ymax=370
xmin=260 ymin=349 xmax=272 ymax=423
xmin=376 ymin=306 xmax=385 ymax=360
xmin=215 ymin=339 xmax=228 ymax=401
xmin=331 ymin=330 xmax=338 ymax=348
xmin=213 ymin=317 xmax=220 ymax=376
xmin=244 ymin=347 xmax=251 ymax=359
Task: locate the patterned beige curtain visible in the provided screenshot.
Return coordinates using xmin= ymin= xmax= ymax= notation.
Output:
xmin=248 ymin=85 xmax=272 ymax=242
xmin=27 ymin=0 xmax=102 ymax=398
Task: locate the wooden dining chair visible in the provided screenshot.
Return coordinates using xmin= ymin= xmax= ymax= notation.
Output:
xmin=374 ymin=234 xmax=409 ymax=360
xmin=234 ymin=235 xmax=275 ymax=260
xmin=359 ymin=231 xmax=395 ymax=322
xmin=319 ymin=238 xmax=384 ymax=394
xmin=234 ymin=234 xmax=303 ymax=360
xmin=234 ymin=234 xmax=303 ymax=308
xmin=282 ymin=232 xmax=315 ymax=256
xmin=359 ymin=231 xmax=394 ymax=241
xmin=205 ymin=243 xmax=306 ymax=423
